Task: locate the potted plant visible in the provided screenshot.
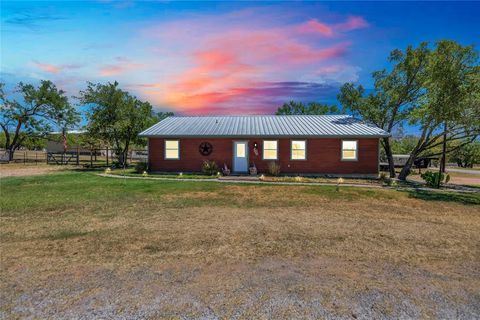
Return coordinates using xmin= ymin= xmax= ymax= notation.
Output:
xmin=222 ymin=163 xmax=230 ymax=176
xmin=249 ymin=162 xmax=257 ymax=175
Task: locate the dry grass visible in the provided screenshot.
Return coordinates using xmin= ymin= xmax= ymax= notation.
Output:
xmin=0 ymin=163 xmax=76 ymax=177
xmin=1 ymin=172 xmax=479 ymax=318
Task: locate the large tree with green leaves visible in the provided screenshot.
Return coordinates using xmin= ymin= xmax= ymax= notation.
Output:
xmin=78 ymin=81 xmax=167 ymax=166
xmin=397 ymin=41 xmax=480 ymax=179
xmin=449 ymin=140 xmax=480 ymax=168
xmin=0 ymin=81 xmax=79 ymax=160
xmin=338 ymin=42 xmax=430 ymax=178
xmin=276 ymin=101 xmax=338 ymax=115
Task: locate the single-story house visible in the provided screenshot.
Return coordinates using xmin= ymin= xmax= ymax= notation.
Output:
xmin=139 ymin=115 xmax=390 ymax=176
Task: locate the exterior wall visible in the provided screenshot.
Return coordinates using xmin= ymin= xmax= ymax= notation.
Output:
xmin=148 ymin=137 xmax=379 ymax=175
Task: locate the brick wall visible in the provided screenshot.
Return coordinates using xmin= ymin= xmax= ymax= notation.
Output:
xmin=148 ymin=137 xmax=379 ymax=175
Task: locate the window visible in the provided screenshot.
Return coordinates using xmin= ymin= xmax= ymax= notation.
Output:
xmin=236 ymin=143 xmax=246 ymax=157
xmin=165 ymin=140 xmax=179 ymax=159
xmin=342 ymin=140 xmax=357 ymax=160
xmin=291 ymin=140 xmax=306 ymax=160
xmin=263 ymin=140 xmax=278 ymax=160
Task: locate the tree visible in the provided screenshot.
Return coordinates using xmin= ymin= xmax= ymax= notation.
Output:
xmin=276 ymin=101 xmax=338 ymax=115
xmin=338 ymin=42 xmax=430 ymax=178
xmin=0 ymin=81 xmax=79 ymax=160
xmin=390 ymin=135 xmax=420 ymax=155
xmin=78 ymin=81 xmax=164 ymax=166
xmin=134 ymin=111 xmax=174 ymax=149
xmin=449 ymin=141 xmax=480 ymax=168
xmin=398 ymin=41 xmax=480 ymax=180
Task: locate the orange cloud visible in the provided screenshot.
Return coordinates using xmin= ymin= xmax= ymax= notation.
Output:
xmin=98 ymin=57 xmax=144 ymax=76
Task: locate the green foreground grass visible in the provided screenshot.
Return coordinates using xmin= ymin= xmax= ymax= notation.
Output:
xmin=2 ymin=172 xmax=479 ymax=214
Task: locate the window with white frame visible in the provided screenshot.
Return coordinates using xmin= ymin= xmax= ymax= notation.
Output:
xmin=291 ymin=140 xmax=306 ymax=160
xmin=342 ymin=140 xmax=357 ymax=160
xmin=165 ymin=140 xmax=179 ymax=159
xmin=263 ymin=140 xmax=278 ymax=160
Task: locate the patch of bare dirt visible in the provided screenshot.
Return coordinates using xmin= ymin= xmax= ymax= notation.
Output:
xmin=0 ymin=164 xmax=72 ymax=177
xmin=409 ymin=173 xmax=480 ymax=187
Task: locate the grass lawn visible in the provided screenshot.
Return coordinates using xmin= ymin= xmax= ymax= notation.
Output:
xmin=1 ymin=171 xmax=479 ymax=318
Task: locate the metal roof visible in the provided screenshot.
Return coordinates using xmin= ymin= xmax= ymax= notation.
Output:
xmin=139 ymin=115 xmax=390 ymax=138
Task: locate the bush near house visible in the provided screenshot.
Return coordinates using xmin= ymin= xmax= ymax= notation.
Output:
xmin=134 ymin=162 xmax=148 ymax=173
xmin=267 ymin=161 xmax=281 ymax=176
xmin=201 ymin=160 xmax=219 ymax=176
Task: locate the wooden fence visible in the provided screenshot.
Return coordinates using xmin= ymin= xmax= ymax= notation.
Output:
xmin=1 ymin=149 xmax=147 ymax=167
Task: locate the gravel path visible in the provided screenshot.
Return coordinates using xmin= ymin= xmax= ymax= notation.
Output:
xmin=99 ymin=173 xmax=480 ymax=193
xmin=446 ymin=167 xmax=480 ymax=175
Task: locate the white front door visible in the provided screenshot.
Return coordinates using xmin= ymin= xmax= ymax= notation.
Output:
xmin=233 ymin=141 xmax=248 ymax=173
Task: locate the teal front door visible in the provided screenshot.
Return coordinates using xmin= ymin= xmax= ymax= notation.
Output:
xmin=233 ymin=141 xmax=248 ymax=173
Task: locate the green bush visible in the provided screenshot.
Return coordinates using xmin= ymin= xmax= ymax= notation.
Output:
xmin=267 ymin=162 xmax=281 ymax=176
xmin=420 ymin=171 xmax=450 ymax=188
xmin=202 ymin=160 xmax=219 ymax=176
xmin=134 ymin=161 xmax=148 ymax=173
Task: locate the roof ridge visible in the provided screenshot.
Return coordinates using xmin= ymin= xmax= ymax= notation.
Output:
xmin=167 ymin=114 xmax=349 ymax=117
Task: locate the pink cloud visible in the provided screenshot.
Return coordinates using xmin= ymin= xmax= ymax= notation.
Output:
xmin=336 ymin=16 xmax=369 ymax=32
xmin=297 ymin=19 xmax=334 ymax=36
xmin=138 ymin=9 xmax=366 ymax=113
xmin=98 ymin=57 xmax=144 ymax=76
xmin=33 ymin=61 xmax=81 ymax=74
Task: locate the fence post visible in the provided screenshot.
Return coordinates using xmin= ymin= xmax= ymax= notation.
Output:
xmin=24 ymin=151 xmax=26 ymax=164
xmin=90 ymin=149 xmax=93 ymax=168
xmin=46 ymin=152 xmax=49 ymax=164
xmin=95 ymin=149 xmax=97 ymax=162
xmin=77 ymin=147 xmax=80 ymax=166
xmin=106 ymin=147 xmax=109 ymax=166
xmin=35 ymin=152 xmax=38 ymax=165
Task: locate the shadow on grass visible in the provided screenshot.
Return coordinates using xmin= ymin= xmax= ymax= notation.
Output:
xmin=405 ymin=189 xmax=480 ymax=205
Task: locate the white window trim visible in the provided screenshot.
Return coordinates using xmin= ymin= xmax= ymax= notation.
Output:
xmin=164 ymin=139 xmax=180 ymax=160
xmin=341 ymin=140 xmax=358 ymax=161
xmin=291 ymin=140 xmax=307 ymax=160
xmin=262 ymin=140 xmax=278 ymax=160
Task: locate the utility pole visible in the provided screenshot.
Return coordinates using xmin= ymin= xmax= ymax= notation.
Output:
xmin=438 ymin=121 xmax=447 ymax=188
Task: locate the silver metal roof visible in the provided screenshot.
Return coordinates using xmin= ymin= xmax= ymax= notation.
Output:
xmin=139 ymin=115 xmax=390 ymax=138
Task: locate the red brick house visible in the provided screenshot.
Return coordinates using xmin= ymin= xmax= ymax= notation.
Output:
xmin=139 ymin=115 xmax=390 ymax=176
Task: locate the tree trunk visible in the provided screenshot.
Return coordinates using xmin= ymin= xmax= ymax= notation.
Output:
xmin=8 ymin=147 xmax=15 ymax=161
xmin=398 ymin=154 xmax=416 ymax=180
xmin=382 ymin=137 xmax=396 ymax=178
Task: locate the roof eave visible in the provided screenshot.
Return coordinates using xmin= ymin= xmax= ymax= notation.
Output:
xmin=138 ymin=134 xmax=391 ymax=139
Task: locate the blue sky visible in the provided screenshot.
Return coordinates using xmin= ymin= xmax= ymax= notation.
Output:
xmin=1 ymin=1 xmax=479 ymax=119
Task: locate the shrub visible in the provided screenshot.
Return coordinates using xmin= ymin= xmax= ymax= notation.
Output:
xmin=294 ymin=176 xmax=304 ymax=182
xmin=267 ymin=162 xmax=281 ymax=176
xmin=420 ymin=171 xmax=450 ymax=188
xmin=134 ymin=161 xmax=148 ymax=173
xmin=202 ymin=160 xmax=219 ymax=176
xmin=379 ymin=172 xmax=388 ymax=181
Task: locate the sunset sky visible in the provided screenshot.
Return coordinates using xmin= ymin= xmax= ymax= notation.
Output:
xmin=1 ymin=1 xmax=479 ymax=115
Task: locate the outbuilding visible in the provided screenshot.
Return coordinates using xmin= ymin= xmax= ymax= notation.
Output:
xmin=139 ymin=115 xmax=390 ymax=176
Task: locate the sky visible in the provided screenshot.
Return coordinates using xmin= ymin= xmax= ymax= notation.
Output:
xmin=1 ymin=1 xmax=479 ymax=117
